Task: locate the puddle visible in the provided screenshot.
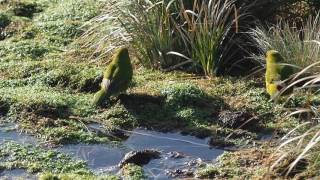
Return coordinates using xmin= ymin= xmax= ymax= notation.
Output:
xmin=58 ymin=144 xmax=125 ymax=172
xmin=0 ymin=123 xmax=225 ymax=179
xmin=124 ymin=128 xmax=224 ymax=160
xmin=59 ymin=126 xmax=225 ymax=178
xmin=0 ymin=169 xmax=36 ymax=180
xmin=0 ymin=124 xmax=37 ymax=145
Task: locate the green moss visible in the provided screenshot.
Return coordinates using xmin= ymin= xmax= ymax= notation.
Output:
xmin=11 ymin=1 xmax=42 ymax=18
xmin=0 ymin=59 xmax=102 ymax=92
xmin=194 ymin=150 xmax=266 ymax=179
xmin=121 ymin=164 xmax=146 ymax=180
xmin=39 ymin=173 xmax=119 ymax=180
xmin=36 ymin=0 xmax=100 ymax=22
xmin=36 ymin=20 xmax=83 ymax=43
xmin=0 ymin=40 xmax=51 ymax=60
xmin=0 ymin=85 xmax=96 ymax=116
xmin=94 ymin=102 xmax=138 ymax=130
xmin=33 ymin=0 xmax=101 ymax=45
xmin=37 ymin=119 xmax=110 ymax=144
xmin=195 ymin=165 xmax=220 ymax=179
xmin=0 ymin=142 xmax=91 ymax=174
xmin=161 ymin=83 xmax=207 ymax=108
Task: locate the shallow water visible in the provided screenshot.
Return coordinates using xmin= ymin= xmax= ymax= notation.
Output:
xmin=124 ymin=128 xmax=224 ymax=160
xmin=60 ymin=126 xmax=225 ymax=178
xmin=0 ymin=123 xmax=225 ymax=179
xmin=0 ymin=124 xmax=37 ymax=145
xmin=0 ymin=169 xmax=36 ymax=180
xmin=58 ymin=143 xmax=125 ymax=172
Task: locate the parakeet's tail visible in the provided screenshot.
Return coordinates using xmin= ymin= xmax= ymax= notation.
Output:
xmin=92 ymin=89 xmax=108 ymax=106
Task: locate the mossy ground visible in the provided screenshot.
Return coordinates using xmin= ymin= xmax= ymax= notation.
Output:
xmin=0 ymin=0 xmax=318 ymax=179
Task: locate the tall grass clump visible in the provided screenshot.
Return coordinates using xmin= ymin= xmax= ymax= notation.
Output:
xmin=82 ymin=0 xmax=246 ymax=77
xmin=119 ymin=0 xmax=181 ymax=69
xmin=81 ymin=0 xmax=181 ymax=68
xmin=173 ymin=0 xmax=241 ymax=77
xmin=249 ymin=13 xmax=320 ymax=73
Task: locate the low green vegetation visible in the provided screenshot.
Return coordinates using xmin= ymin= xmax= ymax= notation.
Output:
xmin=0 ymin=0 xmax=319 ymax=179
xmin=0 ymin=142 xmax=90 ymax=174
xmin=120 ymin=164 xmax=146 ymax=180
xmin=39 ymin=173 xmax=119 ymax=180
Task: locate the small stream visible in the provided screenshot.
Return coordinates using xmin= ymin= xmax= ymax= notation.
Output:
xmin=0 ymin=123 xmax=225 ymax=179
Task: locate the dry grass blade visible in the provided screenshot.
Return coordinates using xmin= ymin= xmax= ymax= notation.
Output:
xmin=286 ymin=129 xmax=320 ymax=176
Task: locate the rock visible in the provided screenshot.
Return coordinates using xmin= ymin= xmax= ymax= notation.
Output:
xmin=168 ymin=151 xmax=185 ymax=159
xmin=217 ymin=110 xmax=259 ymax=130
xmin=166 ymin=168 xmax=194 ymax=178
xmin=118 ymin=149 xmax=161 ymax=168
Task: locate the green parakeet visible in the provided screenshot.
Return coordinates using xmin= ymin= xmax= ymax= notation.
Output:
xmin=93 ymin=48 xmax=133 ymax=106
xmin=265 ymin=50 xmax=294 ymax=99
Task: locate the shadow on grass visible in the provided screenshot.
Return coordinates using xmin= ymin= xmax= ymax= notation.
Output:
xmin=117 ymin=93 xmax=226 ymax=138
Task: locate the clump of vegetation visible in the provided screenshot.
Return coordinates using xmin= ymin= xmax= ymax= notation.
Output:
xmin=0 ymin=142 xmax=90 ymax=174
xmin=161 ymin=83 xmax=207 ymax=108
xmin=11 ymin=1 xmax=42 ymax=18
xmin=195 ymin=148 xmax=272 ymax=179
xmin=0 ymin=12 xmax=12 ymax=40
xmin=0 ymin=86 xmax=95 ymax=117
xmin=120 ymin=163 xmax=146 ymax=180
xmin=39 ymin=173 xmax=119 ymax=180
xmin=34 ymin=0 xmax=101 ymax=45
xmin=174 ymin=0 xmax=242 ymax=77
xmin=0 ymin=40 xmax=51 ymax=60
xmin=250 ymin=13 xmax=320 ymax=73
xmin=0 ymin=12 xmax=11 ymax=28
xmin=82 ymin=0 xmax=247 ymax=76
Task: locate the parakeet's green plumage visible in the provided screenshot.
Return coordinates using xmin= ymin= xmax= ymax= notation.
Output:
xmin=265 ymin=50 xmax=294 ymax=99
xmin=93 ymin=48 xmax=133 ymax=106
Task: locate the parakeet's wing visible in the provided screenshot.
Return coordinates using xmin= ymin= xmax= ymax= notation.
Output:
xmin=102 ymin=63 xmax=118 ymax=90
xmin=106 ymin=68 xmax=130 ymax=95
xmin=280 ymin=64 xmax=294 ymax=80
xmin=104 ymin=63 xmax=118 ymax=80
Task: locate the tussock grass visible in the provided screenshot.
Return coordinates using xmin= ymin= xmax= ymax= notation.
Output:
xmin=270 ymin=64 xmax=320 ymax=177
xmin=249 ymin=13 xmax=320 ymax=73
xmin=173 ymin=0 xmax=241 ymax=77
xmin=81 ymin=0 xmax=247 ymax=77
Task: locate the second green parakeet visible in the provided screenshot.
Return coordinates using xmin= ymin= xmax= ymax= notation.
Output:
xmin=265 ymin=50 xmax=294 ymax=99
xmin=93 ymin=48 xmax=133 ymax=106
